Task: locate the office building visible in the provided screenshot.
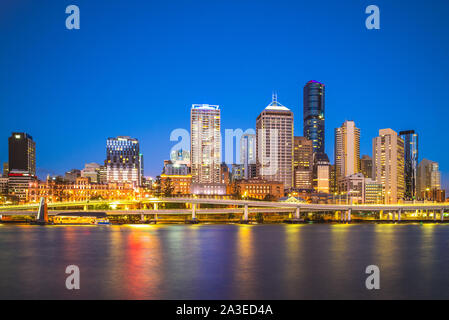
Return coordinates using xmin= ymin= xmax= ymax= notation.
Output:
xmin=399 ymin=130 xmax=418 ymax=200
xmin=7 ymin=133 xmax=36 ymax=203
xmin=364 ymin=178 xmax=383 ymax=204
xmin=81 ymin=163 xmax=102 ymax=183
xmin=240 ymin=133 xmax=256 ymax=179
xmin=303 ymin=80 xmax=325 ymax=153
xmin=256 ymin=94 xmax=294 ymax=189
xmin=417 ymin=159 xmax=441 ymax=199
xmin=106 ymin=136 xmax=143 ymax=186
xmin=293 ymin=136 xmax=313 ymax=189
xmin=8 ymin=133 xmax=36 ymax=175
xmin=334 ymin=120 xmax=360 ymax=185
xmin=339 ymin=173 xmax=365 ymax=204
xmin=65 ymin=169 xmax=81 ymax=183
xmin=162 ymin=160 xmax=190 ymax=176
xmin=2 ymin=162 xmax=8 ymax=178
xmin=372 ymin=129 xmax=405 ymax=204
xmin=360 ymin=155 xmax=373 ymax=179
xmin=312 ymin=153 xmax=330 ymax=194
xmin=190 ymin=104 xmax=221 ymax=183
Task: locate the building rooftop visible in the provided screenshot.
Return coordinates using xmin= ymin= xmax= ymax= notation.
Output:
xmin=265 ymin=93 xmax=290 ymax=111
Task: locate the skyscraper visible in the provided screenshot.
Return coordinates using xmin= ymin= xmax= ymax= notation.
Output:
xmin=256 ymin=94 xmax=294 ymax=189
xmin=293 ymin=136 xmax=313 ymax=189
xmin=372 ymin=129 xmax=405 ymax=204
xmin=106 ymin=136 xmax=142 ymax=186
xmin=417 ymin=159 xmax=441 ymax=199
xmin=399 ymin=130 xmax=418 ymax=200
xmin=7 ymin=132 xmax=36 ymax=202
xmin=303 ymin=80 xmax=325 ymax=154
xmin=190 ymin=104 xmax=221 ymax=183
xmin=334 ymin=120 xmax=360 ymax=185
xmin=360 ymin=155 xmax=373 ymax=179
xmin=8 ymin=132 xmax=36 ymax=175
xmin=240 ymin=133 xmax=256 ymax=179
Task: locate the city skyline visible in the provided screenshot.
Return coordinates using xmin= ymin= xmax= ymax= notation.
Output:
xmin=1 ymin=0 xmax=448 ymax=191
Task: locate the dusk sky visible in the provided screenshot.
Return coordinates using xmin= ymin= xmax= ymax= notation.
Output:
xmin=1 ymin=0 xmax=448 ymax=189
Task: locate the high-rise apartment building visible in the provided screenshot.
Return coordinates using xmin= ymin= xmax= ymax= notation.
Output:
xmin=190 ymin=104 xmax=221 ymax=183
xmin=106 ymin=136 xmax=143 ymax=186
xmin=372 ymin=129 xmax=405 ymax=204
xmin=417 ymin=159 xmax=441 ymax=199
xmin=293 ymin=136 xmax=313 ymax=189
xmin=256 ymin=94 xmax=294 ymax=189
xmin=399 ymin=130 xmax=418 ymax=200
xmin=334 ymin=120 xmax=360 ymax=185
xmin=240 ymin=133 xmax=256 ymax=180
xmin=303 ymin=80 xmax=325 ymax=154
xmin=360 ymin=155 xmax=373 ymax=179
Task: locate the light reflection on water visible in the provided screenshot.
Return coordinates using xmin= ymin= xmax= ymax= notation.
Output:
xmin=1 ymin=223 xmax=449 ymax=299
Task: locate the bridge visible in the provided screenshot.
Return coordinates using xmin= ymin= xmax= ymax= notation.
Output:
xmin=1 ymin=197 xmax=449 ymax=223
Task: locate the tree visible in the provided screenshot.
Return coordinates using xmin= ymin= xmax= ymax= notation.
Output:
xmin=263 ymin=194 xmax=276 ymax=202
xmin=162 ymin=177 xmax=175 ymax=197
xmin=231 ymin=183 xmax=241 ymax=199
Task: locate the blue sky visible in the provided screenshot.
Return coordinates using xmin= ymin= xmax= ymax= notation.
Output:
xmin=0 ymin=0 xmax=448 ymax=189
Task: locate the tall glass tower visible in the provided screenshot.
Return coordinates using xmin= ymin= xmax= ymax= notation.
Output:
xmin=399 ymin=130 xmax=418 ymax=200
xmin=303 ymin=80 xmax=325 ymax=154
xmin=303 ymin=80 xmax=324 ymax=153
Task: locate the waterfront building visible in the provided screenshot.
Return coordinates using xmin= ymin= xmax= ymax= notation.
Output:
xmin=256 ymin=94 xmax=294 ymax=189
xmin=28 ymin=177 xmax=139 ymax=203
xmin=190 ymin=104 xmax=221 ymax=183
xmin=364 ymin=178 xmax=383 ymax=204
xmin=8 ymin=132 xmax=36 ymax=176
xmin=293 ymin=136 xmax=313 ymax=189
xmin=373 ymin=129 xmax=405 ymax=204
xmin=360 ymin=155 xmax=373 ymax=179
xmin=2 ymin=162 xmax=8 ymax=178
xmin=312 ymin=153 xmax=330 ymax=194
xmin=65 ymin=169 xmax=81 ymax=183
xmin=334 ymin=120 xmax=361 ymax=186
xmin=162 ymin=160 xmax=190 ymax=176
xmin=99 ymin=164 xmax=107 ymax=184
xmin=303 ymin=80 xmax=325 ymax=154
xmin=399 ymin=130 xmax=418 ymax=200
xmin=338 ymin=173 xmax=365 ymax=204
xmin=231 ymin=164 xmax=245 ymax=181
xmin=240 ymin=133 xmax=256 ymax=179
xmin=191 ymin=182 xmax=226 ymax=196
xmin=106 ymin=136 xmax=143 ymax=186
xmin=421 ymin=188 xmax=446 ymax=202
xmin=7 ymin=133 xmax=36 ymax=203
xmin=80 ymin=163 xmax=101 ymax=183
xmin=417 ymin=159 xmax=441 ymax=199
xmin=160 ymin=174 xmax=192 ymax=195
xmin=228 ymin=178 xmax=284 ymax=200
xmin=220 ymin=163 xmax=230 ymax=185
xmin=0 ymin=177 xmax=8 ymax=197
xmin=329 ymin=164 xmax=337 ymax=194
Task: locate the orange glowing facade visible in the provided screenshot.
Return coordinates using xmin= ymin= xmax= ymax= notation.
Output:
xmin=27 ymin=177 xmax=140 ymax=203
xmin=160 ymin=174 xmax=192 ymax=195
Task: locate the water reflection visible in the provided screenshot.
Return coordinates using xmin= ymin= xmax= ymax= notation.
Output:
xmin=1 ymin=224 xmax=449 ymax=299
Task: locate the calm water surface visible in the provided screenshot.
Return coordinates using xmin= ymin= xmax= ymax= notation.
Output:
xmin=1 ymin=223 xmax=449 ymax=299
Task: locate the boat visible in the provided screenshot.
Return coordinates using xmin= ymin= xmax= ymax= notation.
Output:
xmin=52 ymin=212 xmax=111 ymax=225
